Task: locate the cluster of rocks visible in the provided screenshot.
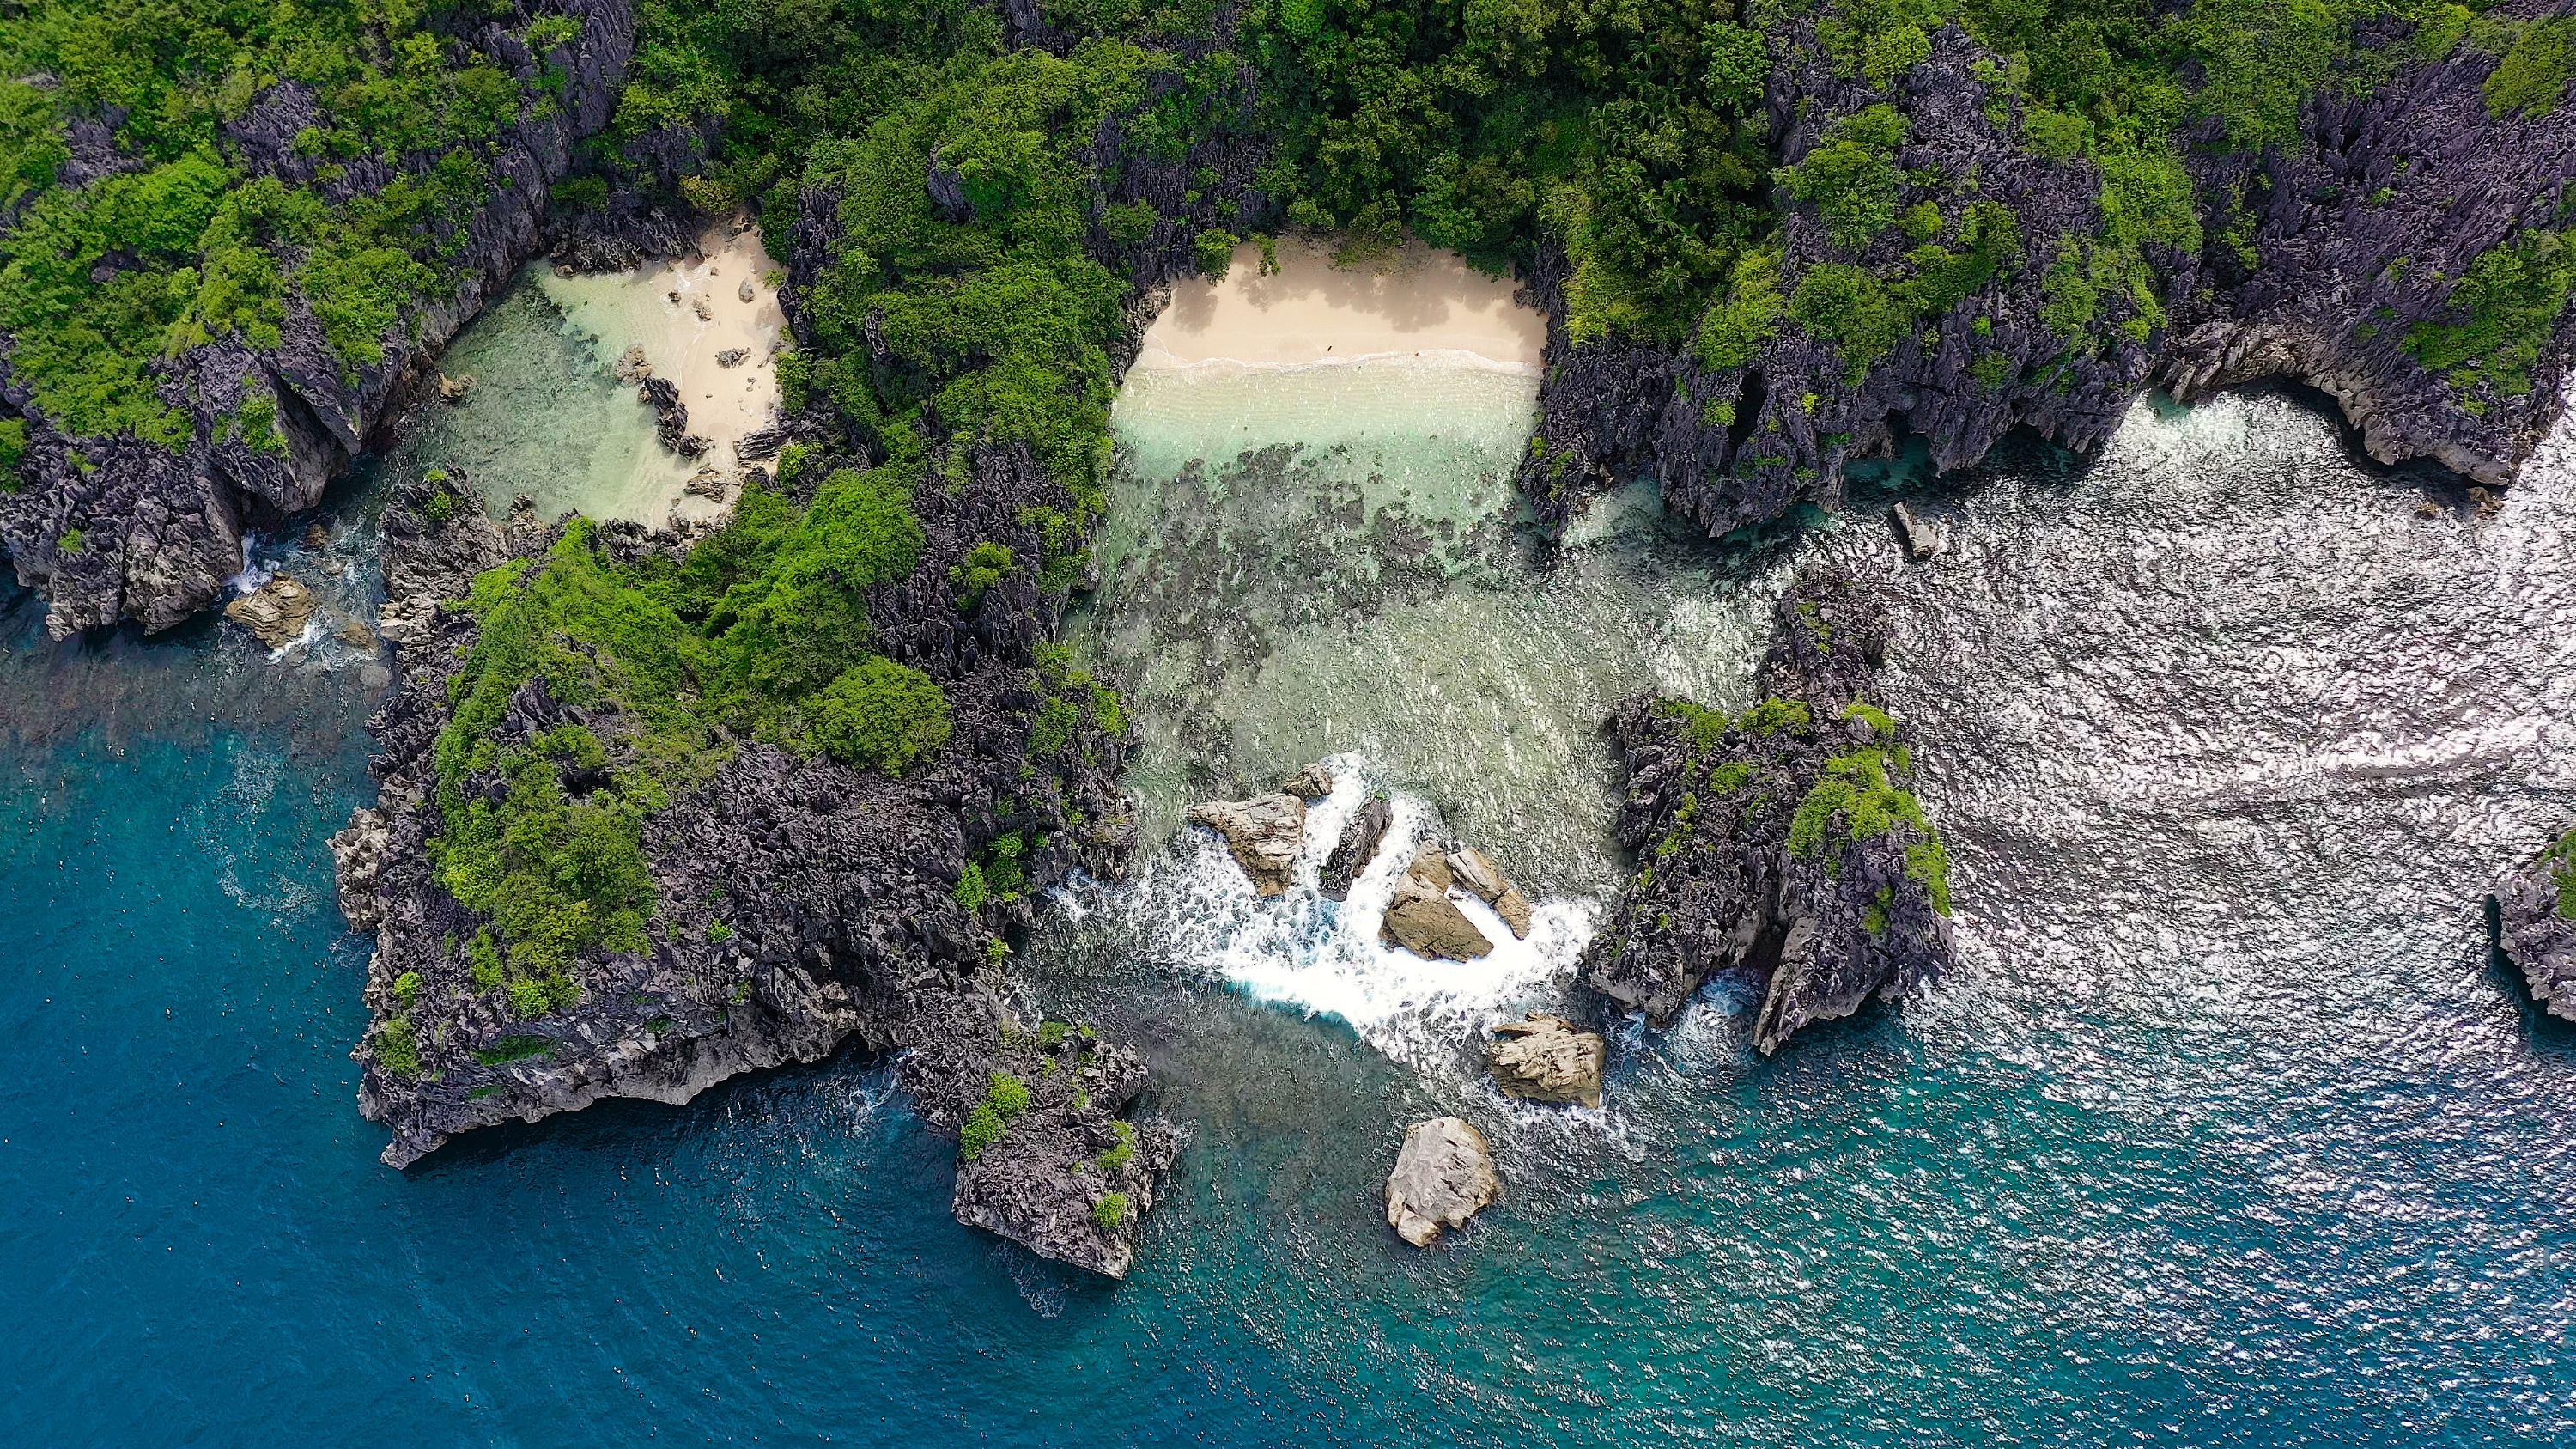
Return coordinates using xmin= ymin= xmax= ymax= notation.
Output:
xmin=1188 ymin=768 xmax=1534 ymax=961
xmin=1585 ymin=573 xmax=1957 ymax=1052
xmin=1187 ymin=765 xmax=1610 ymax=1250
xmin=616 ymin=346 xmax=711 ymax=457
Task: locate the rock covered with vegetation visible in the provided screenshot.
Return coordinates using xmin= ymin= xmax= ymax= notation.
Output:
xmin=2496 ymin=833 xmax=2576 ymax=1020
xmin=0 ymin=0 xmax=648 ymax=636
xmin=1585 ymin=573 xmax=1954 ymax=1050
xmin=1506 ymin=3 xmax=2576 ymax=536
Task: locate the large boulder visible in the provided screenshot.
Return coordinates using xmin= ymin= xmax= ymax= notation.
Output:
xmin=1384 ymin=1117 xmax=1500 ymax=1247
xmin=1380 ymin=843 xmax=1492 ymax=960
xmin=223 ymin=574 xmax=319 ymax=648
xmin=1279 ymin=760 xmax=1335 ymax=798
xmin=1485 ymin=1013 xmax=1605 ymax=1109
xmin=1188 ymin=793 xmax=1307 ymax=896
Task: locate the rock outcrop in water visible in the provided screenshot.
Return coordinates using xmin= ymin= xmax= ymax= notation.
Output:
xmin=0 ymin=0 xmax=645 ymax=640
xmin=1321 ymin=795 xmax=1393 ymax=901
xmin=338 ymin=468 xmax=1177 ymax=1278
xmin=2496 ymin=841 xmax=2576 ymax=1022
xmin=1380 ymin=843 xmax=1495 ymax=961
xmin=1384 ymin=1117 xmax=1500 ymax=1247
xmin=1188 ymin=793 xmax=1308 ymax=897
xmin=1585 ymin=574 xmax=1955 ymax=1050
xmin=1521 ymin=16 xmax=2576 ymax=541
xmin=1485 ymin=1013 xmax=1606 ymax=1109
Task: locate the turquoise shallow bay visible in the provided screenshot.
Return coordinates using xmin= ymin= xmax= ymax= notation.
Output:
xmin=3 ymin=277 xmax=2574 ymax=1445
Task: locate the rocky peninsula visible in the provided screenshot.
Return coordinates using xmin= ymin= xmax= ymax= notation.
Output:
xmin=1586 ymin=574 xmax=1956 ymax=1050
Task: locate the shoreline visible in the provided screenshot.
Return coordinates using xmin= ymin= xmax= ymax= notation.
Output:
xmin=1131 ymin=234 xmax=1545 ymax=380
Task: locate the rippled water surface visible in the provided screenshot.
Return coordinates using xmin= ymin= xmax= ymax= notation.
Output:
xmin=3 ymin=283 xmax=2573 ymax=1446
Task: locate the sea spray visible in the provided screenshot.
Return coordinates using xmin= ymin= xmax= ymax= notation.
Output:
xmin=1065 ymin=756 xmax=1596 ymax=1076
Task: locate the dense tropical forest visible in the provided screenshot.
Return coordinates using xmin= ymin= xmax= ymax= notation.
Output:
xmin=2 ymin=0 xmax=2569 ymax=995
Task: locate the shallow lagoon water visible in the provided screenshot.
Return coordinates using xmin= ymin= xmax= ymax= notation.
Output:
xmin=3 ymin=277 xmax=2574 ymax=1444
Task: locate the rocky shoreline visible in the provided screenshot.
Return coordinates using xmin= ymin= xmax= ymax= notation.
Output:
xmin=1516 ymin=15 xmax=2576 ymax=540
xmin=2496 ymin=840 xmax=2576 ymax=1022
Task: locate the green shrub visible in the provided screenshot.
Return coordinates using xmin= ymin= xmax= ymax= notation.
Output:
xmin=1777 ymin=106 xmax=1909 ymax=251
xmin=954 ymin=861 xmax=990 ymax=911
xmin=425 ymin=490 xmax=455 ymax=524
xmin=57 ymin=528 xmax=82 ymax=553
xmin=1785 ymin=746 xmax=1951 ymax=912
xmin=1095 ymin=1118 xmax=1136 ymax=1171
xmin=805 ymin=656 xmax=952 ymax=774
xmin=392 ymin=971 xmax=422 ymax=1008
xmin=1103 ymin=199 xmax=1157 ymax=244
xmin=1740 ymin=697 xmax=1812 ymax=736
xmin=2404 ymin=228 xmax=2576 ymax=398
xmin=475 ymin=1034 xmax=555 ymax=1065
xmin=376 ymin=1018 xmax=422 ymax=1077
xmin=959 ymin=1070 xmax=1031 ymax=1160
xmin=2486 ymin=19 xmax=2574 ymax=119
xmin=1695 ymin=249 xmax=1784 ymax=374
xmin=1091 ymin=1190 xmax=1130 ymax=1228
xmin=1193 ymin=228 xmax=1239 ymax=279
xmin=950 ymin=540 xmax=1014 ymax=606
xmin=707 ymin=920 xmax=732 ymax=942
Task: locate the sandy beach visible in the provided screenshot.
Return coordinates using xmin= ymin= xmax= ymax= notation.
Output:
xmin=536 ymin=222 xmax=788 ymax=523
xmin=1133 ymin=235 xmax=1544 ymax=375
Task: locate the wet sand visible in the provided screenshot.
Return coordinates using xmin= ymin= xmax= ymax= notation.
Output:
xmin=535 ymin=222 xmax=788 ymax=523
xmin=1133 ymin=235 xmax=1545 ymax=375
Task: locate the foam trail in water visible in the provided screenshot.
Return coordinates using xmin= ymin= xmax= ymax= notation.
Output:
xmin=1096 ymin=754 xmax=1595 ymax=1073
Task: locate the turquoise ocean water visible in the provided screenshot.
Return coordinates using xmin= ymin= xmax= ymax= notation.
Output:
xmin=4 ymin=276 xmax=2574 ymax=1445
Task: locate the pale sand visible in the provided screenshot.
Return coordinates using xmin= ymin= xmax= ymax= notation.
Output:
xmin=1133 ymin=235 xmax=1544 ymax=375
xmin=538 ymin=222 xmax=788 ymax=523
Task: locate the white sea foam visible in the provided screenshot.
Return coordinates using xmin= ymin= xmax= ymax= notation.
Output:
xmin=1099 ymin=754 xmax=1595 ymax=1073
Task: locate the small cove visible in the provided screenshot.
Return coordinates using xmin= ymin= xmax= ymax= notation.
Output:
xmin=0 ymin=238 xmax=2573 ymax=1446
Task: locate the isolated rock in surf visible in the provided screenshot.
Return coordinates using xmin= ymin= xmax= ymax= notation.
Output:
xmin=1188 ymin=793 xmax=1307 ymax=896
xmin=1279 ymin=760 xmax=1335 ymax=799
xmin=1485 ymin=1013 xmax=1606 ymax=1109
xmin=1379 ymin=843 xmax=1492 ymax=961
xmin=1321 ymin=795 xmax=1392 ymax=900
xmin=223 ymin=574 xmax=320 ymax=648
xmin=1384 ymin=1117 xmax=1500 ymax=1247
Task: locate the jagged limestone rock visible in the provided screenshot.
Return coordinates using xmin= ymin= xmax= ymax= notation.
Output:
xmin=1585 ymin=574 xmax=1954 ymax=1049
xmin=1485 ymin=1013 xmax=1605 ymax=1108
xmin=1188 ymin=793 xmax=1307 ymax=896
xmin=1321 ymin=795 xmax=1391 ymax=901
xmin=2497 ymin=845 xmax=2576 ymax=1023
xmin=1279 ymin=760 xmax=1335 ymax=799
xmin=1385 ymin=1117 xmax=1499 ymax=1247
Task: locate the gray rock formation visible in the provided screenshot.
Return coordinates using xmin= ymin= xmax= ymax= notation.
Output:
xmin=1519 ymin=17 xmax=2576 ymax=547
xmin=1384 ymin=1116 xmax=1500 ymax=1247
xmin=342 ymin=453 xmax=1176 ymax=1279
xmin=1320 ymin=795 xmax=1392 ymax=900
xmin=222 ymin=575 xmax=319 ymax=649
xmin=1188 ymin=793 xmax=1307 ymax=896
xmin=2497 ymin=844 xmax=2576 ymax=1022
xmin=0 ymin=0 xmax=641 ymax=638
xmin=738 ymin=277 xmax=757 ymax=304
xmin=1585 ymin=574 xmax=1955 ymax=1050
xmin=1485 ymin=1013 xmax=1605 ymax=1109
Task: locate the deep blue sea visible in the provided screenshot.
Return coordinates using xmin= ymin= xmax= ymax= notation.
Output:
xmin=6 ymin=277 xmax=2575 ymax=1446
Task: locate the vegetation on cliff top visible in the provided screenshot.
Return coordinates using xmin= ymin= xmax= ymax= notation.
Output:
xmin=0 ymin=0 xmax=592 ymax=446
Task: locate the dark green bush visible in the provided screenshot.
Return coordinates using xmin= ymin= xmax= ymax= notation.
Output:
xmin=805 ymin=656 xmax=954 ymax=774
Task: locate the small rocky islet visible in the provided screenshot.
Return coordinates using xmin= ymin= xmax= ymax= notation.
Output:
xmin=0 ymin=0 xmax=2571 ymax=1287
